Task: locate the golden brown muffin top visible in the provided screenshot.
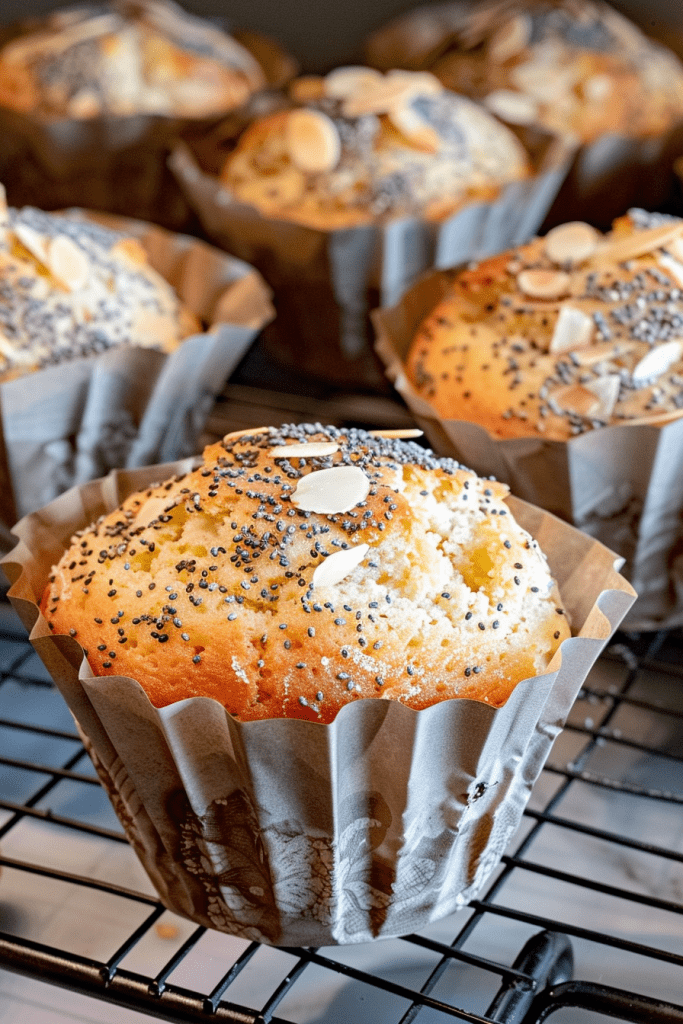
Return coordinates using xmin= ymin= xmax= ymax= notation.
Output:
xmin=42 ymin=424 xmax=569 ymax=722
xmin=407 ymin=210 xmax=683 ymax=441
xmin=220 ymin=67 xmax=530 ymax=228
xmin=0 ymin=0 xmax=265 ymax=119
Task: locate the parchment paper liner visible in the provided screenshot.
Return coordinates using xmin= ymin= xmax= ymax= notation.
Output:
xmin=2 ymin=460 xmax=634 ymax=946
xmin=0 ymin=211 xmax=274 ymax=545
xmin=373 ymin=268 xmax=683 ymax=631
xmin=168 ymin=132 xmax=574 ymax=388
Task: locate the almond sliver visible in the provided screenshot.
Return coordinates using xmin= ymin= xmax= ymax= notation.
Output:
xmin=270 ymin=442 xmax=340 ymax=458
xmin=544 ymin=222 xmax=600 ymax=266
xmin=48 ymin=235 xmax=89 ymax=291
xmin=368 ymin=428 xmax=423 ymax=438
xmin=388 ymin=103 xmax=440 ymax=152
xmin=550 ymin=383 xmax=602 ymax=417
xmin=583 ymin=375 xmax=621 ymax=421
xmin=483 ymin=89 xmax=539 ymax=125
xmin=592 ymin=222 xmax=683 ymax=265
xmin=286 ymin=109 xmax=341 ymax=174
xmin=325 ymin=66 xmax=384 ymax=99
xmin=291 ymin=464 xmax=370 ymax=513
xmin=341 ymin=76 xmax=415 ymax=117
xmin=517 ymin=268 xmax=571 ymax=300
xmin=549 ymin=304 xmax=594 ymax=353
xmin=13 ymin=223 xmax=49 ymax=265
xmin=631 ymin=340 xmax=683 ymax=387
xmin=312 ymin=543 xmax=369 ymax=588
xmin=657 ymin=253 xmax=683 ymax=288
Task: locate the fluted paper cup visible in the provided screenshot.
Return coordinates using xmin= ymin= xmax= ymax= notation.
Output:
xmin=3 ymin=460 xmax=634 ymax=946
xmin=373 ymin=269 xmax=680 ymax=630
xmin=0 ymin=212 xmax=274 ymax=548
xmin=169 ymin=132 xmax=574 ymax=389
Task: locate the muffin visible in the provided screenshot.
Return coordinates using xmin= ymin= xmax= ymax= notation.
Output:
xmin=0 ymin=186 xmax=199 ymax=380
xmin=41 ymin=424 xmax=570 ymax=721
xmin=220 ymin=67 xmax=531 ymax=229
xmin=0 ymin=0 xmax=266 ymax=121
xmin=171 ymin=66 xmax=571 ymax=387
xmin=6 ymin=428 xmax=633 ymax=945
xmin=0 ymin=0 xmax=273 ymax=230
xmin=405 ymin=210 xmax=683 ymax=440
xmin=365 ymin=0 xmax=683 ymax=146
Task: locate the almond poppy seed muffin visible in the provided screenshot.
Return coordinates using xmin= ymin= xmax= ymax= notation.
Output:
xmin=406 ymin=210 xmax=683 ymax=440
xmin=41 ymin=424 xmax=570 ymax=723
xmin=220 ymin=67 xmax=530 ymax=229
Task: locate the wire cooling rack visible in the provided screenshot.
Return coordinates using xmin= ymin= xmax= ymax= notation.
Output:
xmin=2 ymin=373 xmax=683 ymax=1023
xmin=2 ymin=593 xmax=683 ymax=1023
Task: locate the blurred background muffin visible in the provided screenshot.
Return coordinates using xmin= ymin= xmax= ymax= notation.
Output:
xmin=171 ymin=65 xmax=571 ymax=389
xmin=0 ymin=0 xmax=296 ymax=230
xmin=0 ymin=0 xmax=266 ymax=120
xmin=365 ymin=0 xmax=683 ymax=146
xmin=366 ymin=0 xmax=683 ymax=228
xmin=220 ymin=68 xmax=531 ymax=228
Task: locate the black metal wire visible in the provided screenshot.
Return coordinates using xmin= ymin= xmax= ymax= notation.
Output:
xmin=1 ymin=607 xmax=683 ymax=1024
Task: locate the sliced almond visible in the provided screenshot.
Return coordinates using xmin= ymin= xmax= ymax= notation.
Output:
xmin=517 ymin=268 xmax=571 ymax=300
xmin=270 ymin=442 xmax=340 ymax=459
xmin=368 ymin=428 xmax=423 ymax=438
xmin=549 ymin=304 xmax=594 ymax=354
xmin=488 ymin=14 xmax=532 ymax=63
xmin=312 ymin=543 xmax=369 ymax=588
xmin=111 ymin=237 xmax=147 ymax=266
xmin=224 ymin=426 xmax=272 ymax=441
xmin=387 ymin=102 xmax=440 ymax=152
xmin=592 ymin=222 xmax=683 ymax=266
xmin=384 ymin=70 xmax=443 ymax=95
xmin=657 ymin=253 xmax=683 ymax=288
xmin=550 ymin=383 xmax=603 ymax=417
xmin=483 ymin=89 xmax=539 ymax=125
xmin=133 ymin=495 xmax=177 ymax=527
xmin=544 ymin=222 xmax=601 ymax=267
xmin=291 ymin=464 xmax=370 ymax=514
xmin=285 ymin=109 xmax=341 ymax=174
xmin=572 ymin=340 xmax=637 ymax=365
xmin=324 ymin=66 xmax=384 ymax=99
xmin=47 ymin=235 xmax=90 ymax=292
xmin=13 ymin=223 xmax=49 ymax=265
xmin=632 ymin=340 xmax=683 ymax=387
xmin=583 ymin=375 xmax=621 ymax=421
xmin=341 ymin=76 xmax=417 ymax=118
xmin=289 ymin=75 xmax=326 ymax=102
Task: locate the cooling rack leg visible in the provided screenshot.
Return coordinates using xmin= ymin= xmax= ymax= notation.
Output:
xmin=520 ymin=980 xmax=683 ymax=1024
xmin=485 ymin=930 xmax=574 ymax=1024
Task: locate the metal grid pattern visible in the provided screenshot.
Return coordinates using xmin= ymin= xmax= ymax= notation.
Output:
xmin=2 ymin=597 xmax=683 ymax=1023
